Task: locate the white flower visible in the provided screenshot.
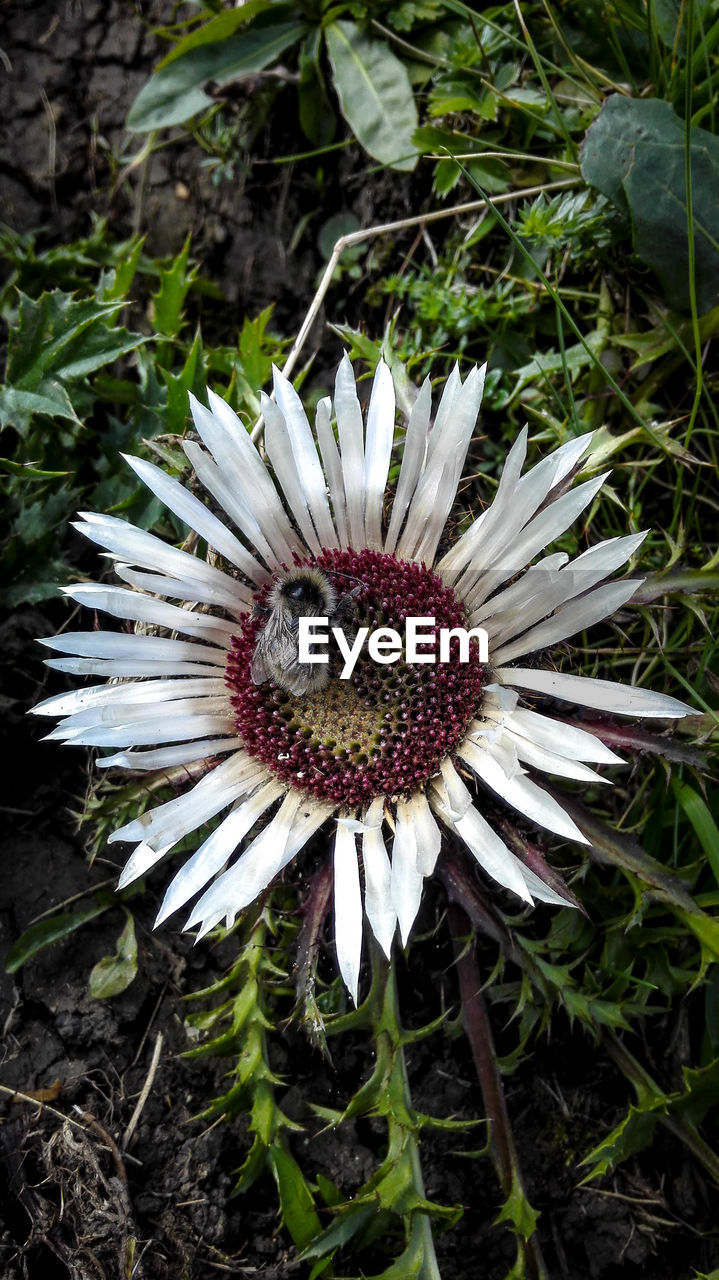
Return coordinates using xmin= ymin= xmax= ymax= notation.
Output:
xmin=34 ymin=356 xmax=692 ymax=1003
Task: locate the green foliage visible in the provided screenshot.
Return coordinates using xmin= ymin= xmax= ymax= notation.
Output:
xmin=89 ymin=911 xmax=139 ymax=998
xmin=5 ymin=904 xmax=110 ymax=973
xmin=581 ymin=95 xmax=719 ymax=312
xmin=126 ymin=1 xmax=425 ymax=170
xmin=0 ymin=225 xmax=284 ymax=606
xmin=580 ymin=1045 xmax=719 ymax=1185
xmin=0 ymin=290 xmax=145 ymax=436
xmin=324 ymin=20 xmax=418 ymax=171
xmin=127 ymin=15 xmax=307 ymax=131
xmin=184 ymin=906 xmax=316 ymax=1246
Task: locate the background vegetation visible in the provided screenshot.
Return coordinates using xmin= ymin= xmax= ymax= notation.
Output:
xmin=1 ymin=0 xmax=718 ymax=1277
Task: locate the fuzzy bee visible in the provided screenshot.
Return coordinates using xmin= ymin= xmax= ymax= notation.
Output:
xmin=250 ymin=567 xmax=359 ymax=697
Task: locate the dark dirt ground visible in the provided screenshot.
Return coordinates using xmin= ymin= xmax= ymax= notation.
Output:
xmin=1 ymin=2 xmax=718 ymax=1278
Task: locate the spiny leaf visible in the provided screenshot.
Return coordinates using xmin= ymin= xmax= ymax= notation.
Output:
xmin=0 ymin=290 xmax=145 ymax=435
xmin=268 ymin=1145 xmax=323 ymax=1249
xmin=152 ymin=237 xmax=198 ymax=338
xmin=494 ymin=1166 xmax=540 ymax=1240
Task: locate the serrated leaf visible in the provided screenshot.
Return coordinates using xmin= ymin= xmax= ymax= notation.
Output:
xmin=1 ymin=290 xmax=145 ymax=434
xmin=581 ymin=95 xmax=719 ymax=313
xmin=98 ymin=235 xmax=145 ymax=301
xmin=160 ymin=329 xmax=207 ymax=431
xmin=300 ymin=1202 xmax=377 ymax=1260
xmin=675 ymin=1058 xmax=719 ymax=1127
xmin=325 ymin=20 xmax=419 ymax=172
xmin=678 ymin=908 xmax=719 ymax=963
xmin=268 ymin=1145 xmax=323 ymax=1249
xmin=6 ymin=905 xmax=108 ymax=973
xmin=126 ymin=17 xmax=306 ymax=131
xmin=0 ymin=561 xmax=75 ymax=608
xmin=0 ymin=385 xmax=79 ymax=433
xmin=152 ymin=236 xmax=197 ymax=338
xmin=580 ymin=1100 xmax=662 ymax=1181
xmin=494 ymin=1167 xmax=540 ymax=1240
xmin=232 ymin=1132 xmax=268 ymax=1195
xmin=89 ymin=912 xmax=138 ymax=999
xmin=0 ymin=458 xmax=71 ymax=479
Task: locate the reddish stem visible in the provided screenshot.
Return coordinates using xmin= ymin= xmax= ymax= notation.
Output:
xmin=447 ymin=902 xmax=547 ymax=1280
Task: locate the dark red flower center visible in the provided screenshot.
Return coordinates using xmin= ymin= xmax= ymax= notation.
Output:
xmin=225 ymin=549 xmax=486 ymax=808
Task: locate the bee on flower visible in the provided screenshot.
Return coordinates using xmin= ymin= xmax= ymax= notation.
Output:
xmin=34 ymin=355 xmax=692 ymax=1002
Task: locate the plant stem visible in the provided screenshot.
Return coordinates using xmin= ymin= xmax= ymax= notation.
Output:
xmin=447 ymin=903 xmax=548 ymax=1280
xmin=386 ymin=961 xmax=443 ymax=1280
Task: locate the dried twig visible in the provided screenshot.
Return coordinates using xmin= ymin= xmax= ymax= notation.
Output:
xmin=250 ymin=177 xmax=576 ymax=441
xmin=122 ymin=1030 xmax=164 ymax=1150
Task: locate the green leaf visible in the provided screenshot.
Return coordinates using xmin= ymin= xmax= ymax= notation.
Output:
xmin=8 ymin=292 xmax=124 ymax=386
xmin=99 ymin=235 xmax=145 ymax=302
xmin=325 ymin=21 xmax=419 ymax=172
xmin=126 ymin=17 xmax=306 ymax=132
xmin=674 ymin=1058 xmax=719 ymax=1127
xmin=580 ymin=1099 xmax=663 ymax=1181
xmin=89 ymin=912 xmax=138 ymax=999
xmin=152 ymin=236 xmax=198 ymax=338
xmin=494 ymin=1166 xmax=540 ymax=1240
xmin=0 ymin=385 xmax=79 ymax=433
xmin=268 ymin=1145 xmax=323 ymax=1249
xmin=0 ymin=559 xmax=75 ymax=608
xmin=298 ymin=29 xmax=337 ymax=148
xmin=0 ymin=290 xmax=145 ymax=434
xmin=6 ymin=906 xmax=108 ymax=973
xmin=155 ymin=1 xmax=275 ymax=68
xmin=160 ymin=329 xmax=207 ymax=431
xmin=580 ymin=95 xmax=719 ymax=313
xmin=671 ymin=778 xmax=719 ymax=889
xmin=0 ymin=457 xmax=71 ymax=479
xmin=300 ymin=1202 xmax=377 ymax=1260
xmin=677 ymin=908 xmax=719 ymax=964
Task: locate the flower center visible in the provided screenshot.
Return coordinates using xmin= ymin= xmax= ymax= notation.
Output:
xmin=226 ymin=549 xmax=486 ymax=807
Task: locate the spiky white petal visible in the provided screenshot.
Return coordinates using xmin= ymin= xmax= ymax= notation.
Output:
xmin=334 ymin=819 xmax=363 ymax=1005
xmin=60 ymin=584 xmax=236 ymax=643
xmin=391 ymin=799 xmax=424 ymax=946
xmin=458 ymin=739 xmax=590 ymax=844
xmin=110 ymin=753 xmax=265 ymax=854
xmin=497 ymin=667 xmax=693 ymax=718
xmin=363 ymin=359 xmax=396 ymax=551
xmin=156 ymin=779 xmax=286 ymax=925
xmin=362 ymin=797 xmax=395 ymax=957
xmin=122 ymin=453 xmax=264 ymax=588
xmin=398 ymin=365 xmax=486 ymax=564
xmin=383 ymin=376 xmax=431 ymax=555
xmin=334 ymin=353 xmax=366 ymax=546
xmin=491 ymin=578 xmax=644 ymax=666
xmin=97 ymin=738 xmax=241 ymax=771
xmin=316 ymin=396 xmax=349 ymax=547
xmin=187 ymin=792 xmax=333 ymax=936
xmin=39 ymin=632 xmax=228 ymax=665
